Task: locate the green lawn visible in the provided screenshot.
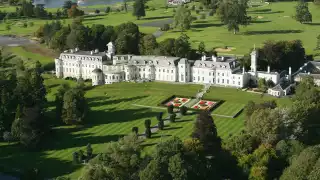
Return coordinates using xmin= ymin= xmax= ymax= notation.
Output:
xmin=213 ymin=102 xmax=244 ymax=116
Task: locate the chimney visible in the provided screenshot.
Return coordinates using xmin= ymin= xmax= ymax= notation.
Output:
xmin=75 ymin=47 xmax=79 ymax=52
xmin=70 ymin=49 xmax=74 ymax=53
xmin=212 ymin=55 xmax=217 ymax=62
xmin=221 ymin=56 xmax=225 ymax=61
xmin=267 ymin=66 xmax=270 ymax=73
xmin=242 ymin=67 xmax=245 ymax=74
xmin=95 ymin=49 xmax=99 ymax=53
xmin=289 ymin=67 xmax=292 ymax=75
xmin=90 ymin=51 xmax=94 ymax=55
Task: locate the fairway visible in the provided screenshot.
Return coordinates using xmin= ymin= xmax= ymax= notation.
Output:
xmin=213 ymin=102 xmax=244 ymax=117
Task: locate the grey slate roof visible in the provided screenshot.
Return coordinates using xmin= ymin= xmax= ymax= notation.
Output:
xmin=62 ymin=50 xmax=106 ymax=57
xmin=193 ymin=56 xmax=238 ymax=70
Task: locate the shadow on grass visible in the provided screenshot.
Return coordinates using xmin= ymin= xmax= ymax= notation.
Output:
xmin=164 ymin=126 xmax=182 ymax=130
xmin=174 ymin=119 xmax=193 ymax=123
xmin=305 ymin=22 xmax=320 ymax=26
xmin=243 ymin=30 xmax=303 ymax=35
xmin=82 ymin=17 xmax=105 ymax=21
xmin=151 ymin=134 xmax=172 ymax=139
xmin=191 ymin=23 xmax=224 ymax=28
xmin=249 ymin=9 xmax=284 ymax=14
xmin=250 ymin=20 xmax=272 ymax=24
xmin=87 ymin=95 xmax=147 ymax=107
xmin=0 ymin=143 xmax=82 ymax=179
xmin=143 ymin=16 xmax=173 ymax=20
xmin=248 ymin=8 xmax=271 ymax=13
xmin=194 ymin=20 xmax=208 ymax=23
xmin=141 ymin=143 xmax=157 ymax=148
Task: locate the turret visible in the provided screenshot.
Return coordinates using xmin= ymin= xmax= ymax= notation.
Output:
xmin=250 ymin=45 xmax=258 ymax=73
xmin=107 ymin=42 xmax=115 ymax=59
xmin=55 ymin=58 xmax=63 ymax=78
xmin=91 ymin=68 xmax=104 ymax=86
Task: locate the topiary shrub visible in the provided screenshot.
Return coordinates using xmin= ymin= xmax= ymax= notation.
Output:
xmin=105 ymin=7 xmax=111 ymax=13
xmin=173 ymin=8 xmax=176 ymax=13
xmin=161 ymin=23 xmax=170 ymax=31
xmin=95 ymin=9 xmax=100 ymax=14
xmin=132 ymin=126 xmax=139 ymax=134
xmin=169 ymin=113 xmax=176 ymax=123
xmin=180 ymin=106 xmax=187 ymax=115
xmin=167 ymin=104 xmax=174 ymax=114
xmin=150 ymin=7 xmax=156 ymax=11
xmin=195 ymin=10 xmax=200 ymax=14
xmin=200 ymin=14 xmax=206 ymax=19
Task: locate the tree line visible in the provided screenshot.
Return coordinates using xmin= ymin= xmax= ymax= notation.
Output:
xmin=75 ymin=75 xmax=320 ymax=180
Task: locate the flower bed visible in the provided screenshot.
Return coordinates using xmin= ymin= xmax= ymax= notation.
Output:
xmin=165 ymin=97 xmax=191 ymax=108
xmin=192 ymin=100 xmax=217 ymax=111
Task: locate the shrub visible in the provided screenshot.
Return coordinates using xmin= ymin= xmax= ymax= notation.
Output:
xmin=145 ymin=127 xmax=151 ymax=138
xmin=28 ymin=21 xmax=34 ymax=27
xmin=208 ymin=10 xmax=214 ymax=16
xmin=191 ymin=5 xmax=195 ymax=10
xmin=145 ymin=5 xmax=149 ymax=9
xmin=200 ymin=14 xmax=206 ymax=19
xmin=132 ymin=126 xmax=139 ymax=134
xmin=105 ymin=7 xmax=111 ymax=13
xmin=173 ymin=8 xmax=176 ymax=13
xmin=161 ymin=23 xmax=170 ymax=31
xmin=169 ymin=113 xmax=176 ymax=123
xmin=150 ymin=7 xmax=156 ymax=11
xmin=185 ymin=4 xmax=189 ymax=8
xmin=72 ymin=152 xmax=79 ymax=164
xmin=86 ymin=143 xmax=93 ymax=158
xmin=158 ymin=119 xmax=164 ymax=130
xmin=95 ymin=9 xmax=100 ymax=14
xmin=199 ymin=6 xmax=203 ymax=10
xmin=195 ymin=10 xmax=200 ymax=14
xmin=180 ymin=106 xmax=187 ymax=115
xmin=3 ymin=131 xmax=13 ymax=142
xmin=144 ymin=119 xmax=151 ymax=128
xmin=167 ymin=104 xmax=174 ymax=114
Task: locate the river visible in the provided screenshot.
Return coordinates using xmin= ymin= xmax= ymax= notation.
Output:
xmin=35 ymin=0 xmax=124 ymax=8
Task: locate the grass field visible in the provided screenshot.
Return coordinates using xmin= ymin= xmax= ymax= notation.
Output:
xmin=1 ymin=1 xmax=320 ymax=55
xmin=213 ymin=102 xmax=244 ymax=117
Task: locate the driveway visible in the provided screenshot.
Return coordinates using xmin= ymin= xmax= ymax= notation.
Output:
xmin=0 ymin=36 xmax=36 ymax=46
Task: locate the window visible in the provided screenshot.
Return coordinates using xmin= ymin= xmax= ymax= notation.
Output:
xmin=139 ymin=68 xmax=141 ymax=71
xmin=217 ymin=79 xmax=219 ymax=83
xmin=202 ymin=77 xmax=204 ymax=81
xmin=238 ymin=82 xmax=241 ymax=85
xmin=163 ymin=69 xmax=165 ymax=72
xmin=222 ymin=79 xmax=224 ymax=83
xmin=194 ymin=77 xmax=195 ymax=80
xmin=227 ymin=80 xmax=229 ymax=84
xmin=209 ymin=72 xmax=211 ymax=76
xmin=212 ymin=78 xmax=214 ymax=83
xmin=218 ymin=73 xmax=220 ymax=76
xmin=198 ymin=76 xmax=200 ymax=81
xmin=143 ymin=68 xmax=145 ymax=71
xmin=181 ymin=74 xmax=184 ymax=81
xmin=159 ymin=69 xmax=161 ymax=72
xmin=171 ymin=70 xmax=173 ymax=73
xmin=167 ymin=70 xmax=169 ymax=73
xmin=222 ymin=73 xmax=224 ymax=76
xmin=233 ymin=81 xmax=235 ymax=84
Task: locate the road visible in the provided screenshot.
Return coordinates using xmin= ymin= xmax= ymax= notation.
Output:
xmin=0 ymin=36 xmax=36 ymax=47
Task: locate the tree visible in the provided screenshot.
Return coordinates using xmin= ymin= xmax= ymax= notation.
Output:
xmin=217 ymin=0 xmax=249 ymax=34
xmin=140 ymin=34 xmax=158 ymax=55
xmin=295 ymin=0 xmax=312 ymax=24
xmin=105 ymin=7 xmax=111 ymax=13
xmin=173 ymin=5 xmax=193 ymax=31
xmin=66 ymin=25 xmax=89 ymax=50
xmin=55 ymin=84 xmax=70 ymax=122
xmin=157 ymin=114 xmax=164 ymax=130
xmin=20 ymin=106 xmax=45 ymax=149
xmin=225 ymin=131 xmax=258 ymax=158
xmin=174 ymin=34 xmax=191 ymax=58
xmin=257 ymin=78 xmax=267 ymax=92
xmin=88 ymin=24 xmax=107 ymax=51
xmin=114 ymin=22 xmax=140 ymax=54
xmin=158 ymin=38 xmax=176 ymax=56
xmin=183 ymin=138 xmax=204 ymax=154
xmin=67 ymin=5 xmax=84 ymax=18
xmin=192 ymin=111 xmax=221 ymax=153
xmin=198 ymin=41 xmax=206 ymax=54
xmin=50 ymin=27 xmax=71 ymax=51
xmin=132 ymin=126 xmax=138 ymax=134
xmin=11 ymin=104 xmax=22 ymax=140
xmin=80 ymin=134 xmax=143 ymax=180
xmin=280 ymin=145 xmax=320 ymax=180
xmin=133 ymin=0 xmax=146 ymax=20
xmin=62 ymin=87 xmax=88 ymax=125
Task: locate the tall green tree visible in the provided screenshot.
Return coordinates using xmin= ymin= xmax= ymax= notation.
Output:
xmin=139 ymin=34 xmax=158 ymax=55
xmin=191 ymin=111 xmax=221 ymax=153
xmin=88 ymin=24 xmax=106 ymax=51
xmin=198 ymin=41 xmax=206 ymax=54
xmin=114 ymin=22 xmax=140 ymax=54
xmin=217 ymin=0 xmax=249 ymax=34
xmin=50 ymin=27 xmax=71 ymax=51
xmin=174 ymin=34 xmax=191 ymax=58
xmin=55 ymin=84 xmax=70 ymax=122
xmin=62 ymin=86 xmax=88 ymax=125
xmin=295 ymin=0 xmax=312 ymax=24
xmin=158 ymin=38 xmax=176 ymax=56
xmin=133 ymin=0 xmax=146 ymax=20
xmin=173 ymin=5 xmax=193 ymax=32
xmin=66 ymin=25 xmax=89 ymax=50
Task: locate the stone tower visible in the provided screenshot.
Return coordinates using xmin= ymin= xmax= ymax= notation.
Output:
xmin=107 ymin=42 xmax=115 ymax=59
xmin=250 ymin=45 xmax=258 ymax=73
xmin=55 ymin=58 xmax=63 ymax=78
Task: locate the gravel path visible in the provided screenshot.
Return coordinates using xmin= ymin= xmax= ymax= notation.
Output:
xmin=0 ymin=36 xmax=36 ymax=46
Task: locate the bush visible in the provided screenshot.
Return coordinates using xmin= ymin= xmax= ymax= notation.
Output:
xmin=200 ymin=14 xmax=206 ymax=19
xmin=173 ymin=8 xmax=176 ymax=13
xmin=191 ymin=5 xmax=195 ymax=10
xmin=185 ymin=4 xmax=189 ymax=8
xmin=169 ymin=113 xmax=176 ymax=123
xmin=28 ymin=21 xmax=34 ymax=27
xmin=144 ymin=119 xmax=151 ymax=128
xmin=23 ymin=22 xmax=28 ymax=28
xmin=150 ymin=7 xmax=156 ymax=11
xmin=167 ymin=104 xmax=174 ymax=114
xmin=195 ymin=10 xmax=200 ymax=14
xmin=180 ymin=106 xmax=187 ymax=115
xmin=132 ymin=127 xmax=139 ymax=134
xmin=158 ymin=119 xmax=164 ymax=130
xmin=208 ymin=10 xmax=214 ymax=16
xmin=161 ymin=23 xmax=170 ymax=31
xmin=145 ymin=127 xmax=151 ymax=138
xmin=95 ymin=9 xmax=100 ymax=14
xmin=105 ymin=7 xmax=111 ymax=13
xmin=199 ymin=6 xmax=203 ymax=10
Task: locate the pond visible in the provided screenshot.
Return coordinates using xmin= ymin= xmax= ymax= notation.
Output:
xmin=36 ymin=0 xmax=124 ymax=8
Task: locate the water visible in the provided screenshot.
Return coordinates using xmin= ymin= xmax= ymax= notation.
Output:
xmin=38 ymin=0 xmax=123 ymax=8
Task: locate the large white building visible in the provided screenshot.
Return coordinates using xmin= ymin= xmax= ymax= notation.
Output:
xmin=55 ymin=42 xmax=294 ymax=94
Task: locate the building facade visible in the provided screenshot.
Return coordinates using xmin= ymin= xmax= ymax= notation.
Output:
xmin=55 ymin=42 xmax=296 ymax=94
